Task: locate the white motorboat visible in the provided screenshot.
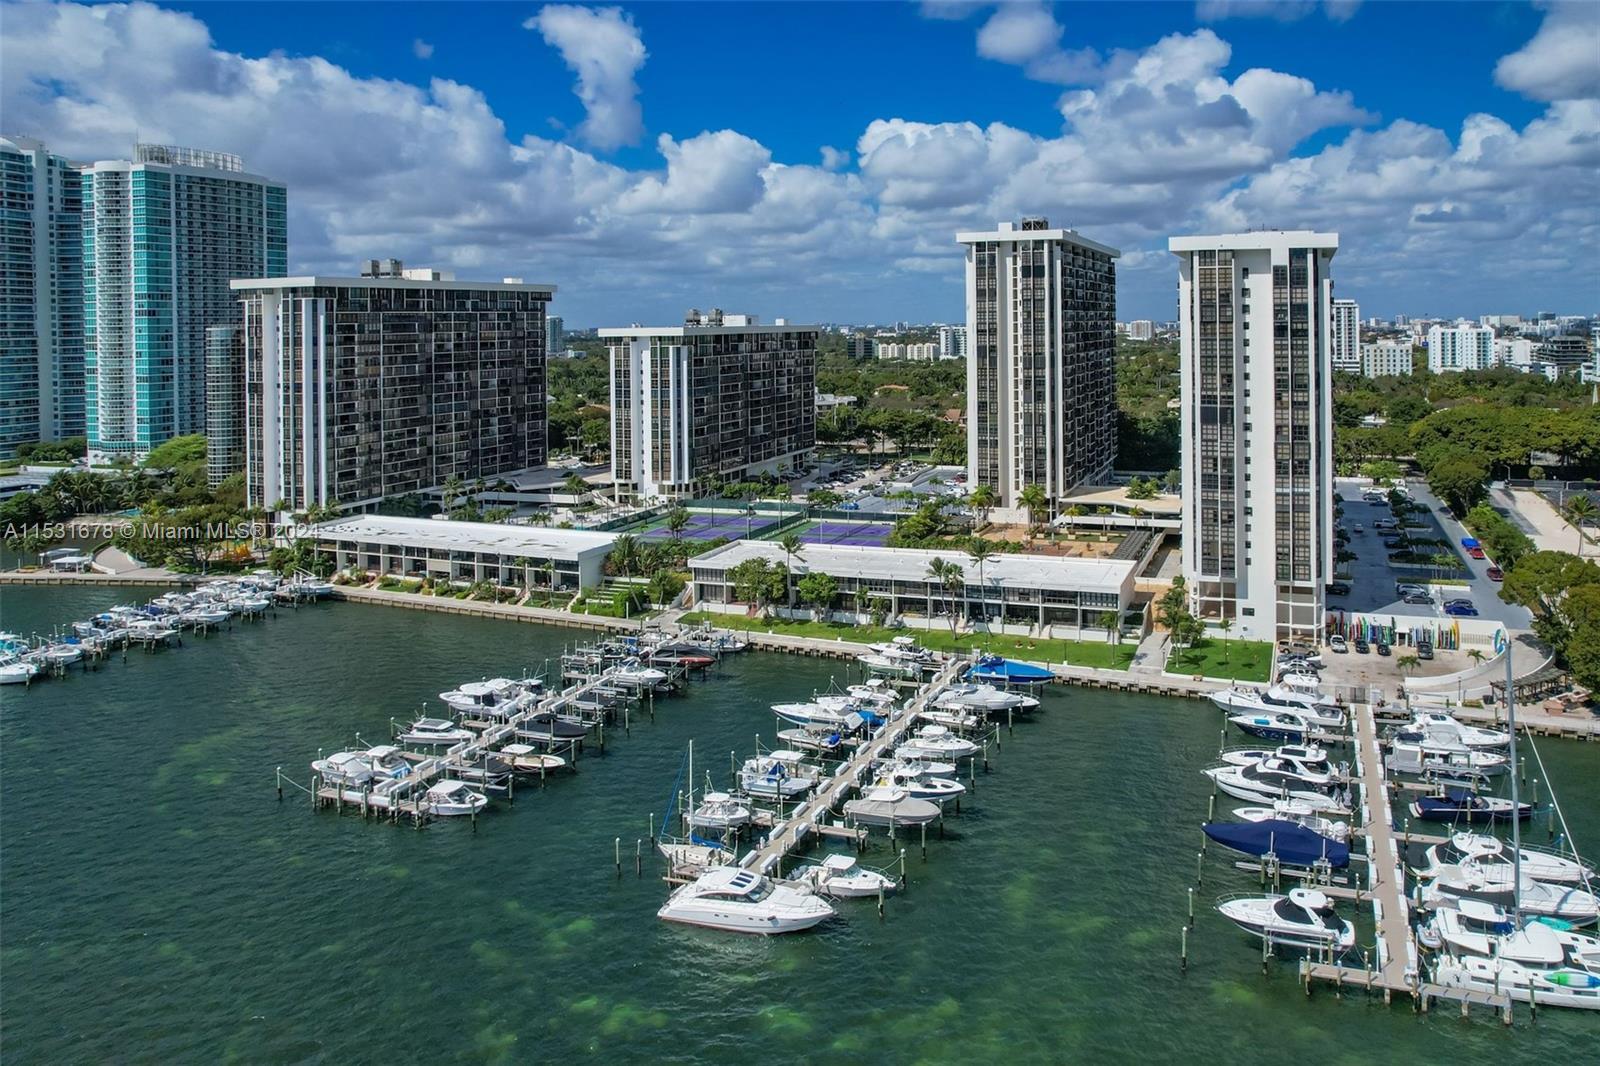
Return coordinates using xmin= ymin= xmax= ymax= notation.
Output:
xmin=311 ymin=751 xmax=377 ymax=786
xmin=933 ymin=683 xmax=1039 ymax=714
xmin=896 ymin=725 xmax=979 ymax=762
xmin=1203 ymin=758 xmax=1346 ymax=810
xmin=845 ymin=680 xmax=899 ymax=706
xmin=439 ymin=678 xmax=524 ymax=715
xmin=1232 ymin=801 xmax=1349 ymax=842
xmin=771 ymin=702 xmax=865 ymax=731
xmin=1418 ymin=862 xmax=1600 ymax=925
xmin=180 ymin=606 xmax=232 ymax=627
xmin=738 ymin=750 xmax=822 ymax=799
xmin=497 ymin=743 xmax=568 ymax=774
xmin=423 ymin=780 xmax=488 ymax=817
xmin=687 ymin=792 xmax=752 ymax=832
xmin=1392 ymin=711 xmax=1509 ymax=750
xmin=866 ymin=636 xmax=935 ymax=662
xmin=1419 ymin=898 xmax=1600 ymax=973
xmin=872 ymin=766 xmax=965 ymax=805
xmin=793 ymin=854 xmax=899 ymax=899
xmin=842 ymin=784 xmax=942 ymax=827
xmin=1226 ymin=709 xmax=1322 ymax=743
xmin=397 ymin=717 xmax=474 ymax=746
xmin=919 ymin=705 xmax=984 ymax=732
xmin=856 ymin=653 xmax=920 ymax=678
xmin=776 ymin=726 xmax=853 ymax=754
xmin=1412 ymin=832 xmax=1596 ymax=887
xmin=41 ymin=642 xmax=84 ymax=666
xmin=1216 ymin=888 xmax=1356 ymax=951
xmin=0 ymin=657 xmax=38 ymax=685
xmin=1218 ymin=744 xmax=1334 ymax=777
xmin=1212 ymin=687 xmax=1345 ymax=729
xmin=657 ymin=866 xmax=834 ymax=934
xmin=363 ymin=745 xmax=411 ymax=779
xmin=1387 ymin=740 xmax=1508 ymax=779
xmin=613 ymin=658 xmax=669 ymax=686
xmin=879 ymin=755 xmax=958 ymax=779
xmin=1433 ymin=952 xmax=1600 ymax=1009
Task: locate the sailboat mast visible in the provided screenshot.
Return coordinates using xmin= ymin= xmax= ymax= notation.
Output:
xmin=1504 ymin=639 xmax=1522 ymax=926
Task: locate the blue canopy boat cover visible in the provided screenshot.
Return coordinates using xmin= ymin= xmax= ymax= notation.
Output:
xmin=966 ymin=655 xmax=1053 ymax=684
xmin=1202 ymin=819 xmax=1350 ymax=869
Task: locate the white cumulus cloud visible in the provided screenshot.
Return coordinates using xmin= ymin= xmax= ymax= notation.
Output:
xmin=1494 ymin=2 xmax=1600 ymax=102
xmin=412 ymin=38 xmax=434 ymax=60
xmin=525 ymin=4 xmax=647 ymax=151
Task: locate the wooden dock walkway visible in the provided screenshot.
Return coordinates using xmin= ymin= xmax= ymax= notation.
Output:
xmin=742 ymin=657 xmax=966 ymax=876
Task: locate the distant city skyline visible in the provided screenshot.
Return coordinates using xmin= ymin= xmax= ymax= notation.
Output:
xmin=4 ymin=1 xmax=1597 ymax=324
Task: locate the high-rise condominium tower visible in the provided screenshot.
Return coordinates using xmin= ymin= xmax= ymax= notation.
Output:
xmin=1170 ymin=231 xmax=1339 ymax=645
xmin=234 ymin=267 xmax=552 ymax=513
xmin=1331 ymin=298 xmax=1359 ymax=372
xmin=0 ymin=136 xmax=85 ymax=457
xmin=957 ymin=218 xmax=1119 ymax=513
xmin=601 ymin=310 xmax=817 ymax=500
xmin=83 ymin=144 xmax=286 ymax=462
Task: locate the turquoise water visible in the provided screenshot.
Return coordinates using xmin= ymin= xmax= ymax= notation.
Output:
xmin=1 ymin=586 xmax=1595 ymax=1063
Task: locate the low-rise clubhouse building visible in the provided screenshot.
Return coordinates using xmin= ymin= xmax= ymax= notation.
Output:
xmin=311 ymin=516 xmax=614 ymax=591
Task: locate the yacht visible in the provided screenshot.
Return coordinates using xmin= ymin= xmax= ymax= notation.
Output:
xmin=1202 ymin=819 xmax=1350 ymax=869
xmin=1218 ymin=744 xmax=1335 ymax=777
xmin=932 ymin=683 xmax=1039 ymax=714
xmin=396 ymin=717 xmax=474 ymax=746
xmin=657 ymin=867 xmax=834 ymax=934
xmin=1226 ymin=709 xmax=1319 ymax=743
xmin=1203 ymin=756 xmax=1343 ymax=808
xmin=793 ymin=854 xmax=899 ymax=899
xmin=686 ymin=792 xmax=752 ymax=833
xmin=842 ymin=784 xmax=942 ymax=827
xmin=1419 ymin=898 xmax=1600 ymax=973
xmin=439 ymin=678 xmax=525 ymax=715
xmin=866 ymin=636 xmax=935 ymax=663
xmin=896 ymin=725 xmax=980 ymax=762
xmin=1409 ymin=787 xmax=1531 ymax=824
xmin=738 ymin=750 xmax=823 ymax=800
xmin=1232 ymin=801 xmax=1349 ymax=843
xmin=1216 ymin=888 xmax=1356 ymax=951
xmin=771 ymin=702 xmax=866 ymax=731
xmin=871 ymin=766 xmax=965 ymax=805
xmin=311 ymin=751 xmax=378 ymax=786
xmin=1411 ymin=832 xmax=1596 ymax=886
xmin=1212 ymin=687 xmax=1345 ymax=729
xmin=1418 ymin=862 xmax=1600 ymax=925
xmin=1392 ymin=711 xmax=1509 ymax=750
xmin=364 ymin=745 xmax=412 ymax=779
xmin=879 ymin=755 xmax=958 ymax=780
xmin=423 ymin=780 xmax=489 ymax=817
xmin=1433 ymin=952 xmax=1600 ymax=1009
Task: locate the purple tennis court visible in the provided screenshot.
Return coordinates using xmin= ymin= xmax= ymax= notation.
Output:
xmin=636 ymin=513 xmax=778 ymax=541
xmin=795 ymin=520 xmax=895 ymax=546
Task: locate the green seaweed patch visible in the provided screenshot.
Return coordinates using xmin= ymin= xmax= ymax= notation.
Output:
xmin=1209 ymin=980 xmax=1260 ymax=1008
xmin=599 ymin=1001 xmax=669 ymax=1037
xmin=756 ymin=1003 xmax=814 ymax=1037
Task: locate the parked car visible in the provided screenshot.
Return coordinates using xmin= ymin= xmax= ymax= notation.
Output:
xmin=1396 ymin=582 xmax=1427 ymax=597
xmin=1467 ymin=546 xmax=1486 ymax=559
xmin=1354 ymin=636 xmax=1370 ymax=654
xmin=1403 ymin=594 xmax=1435 ymax=606
xmin=1460 ymin=537 xmax=1481 ymax=549
xmin=1353 ymin=524 xmax=1364 ymax=534
xmin=1327 ymin=581 xmax=1351 ymax=597
xmin=1445 ymin=597 xmax=1474 ymax=608
xmin=1417 ymin=641 xmax=1434 ymax=661
xmin=1445 ymin=603 xmax=1480 ymax=617
xmin=1328 ymin=634 xmax=1348 ymax=653
xmin=1376 ymin=640 xmax=1392 ymax=656
xmin=1487 ymin=565 xmax=1504 ymax=581
xmin=1383 ymin=537 xmax=1405 ymax=549
xmin=1375 ymin=519 xmax=1397 ymax=531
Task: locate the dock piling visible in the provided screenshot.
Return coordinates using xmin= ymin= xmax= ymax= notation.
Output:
xmin=615 ymin=836 xmax=621 ymax=879
xmin=1187 ymin=886 xmax=1194 ymax=928
xmin=1181 ymin=926 xmax=1188 ymax=972
xmin=276 ymin=766 xmax=283 ymax=802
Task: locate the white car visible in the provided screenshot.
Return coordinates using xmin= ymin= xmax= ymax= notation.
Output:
xmin=1328 ymin=634 xmax=1348 ymax=653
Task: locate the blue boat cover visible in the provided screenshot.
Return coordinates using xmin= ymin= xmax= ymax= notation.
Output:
xmin=967 ymin=655 xmax=1053 ymax=682
xmin=1202 ymin=819 xmax=1350 ymax=868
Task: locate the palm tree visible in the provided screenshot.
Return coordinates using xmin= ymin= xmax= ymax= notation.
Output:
xmin=541 ymin=560 xmax=557 ymax=606
xmin=1218 ymin=616 xmax=1233 ymax=662
xmin=1097 ymin=609 xmax=1120 ymax=646
xmin=440 ymin=474 xmax=464 ymax=516
xmin=926 ymin=557 xmax=964 ymax=641
xmin=1019 ymin=484 xmax=1048 ymax=543
xmin=1467 ymin=649 xmax=1487 ymax=669
xmin=609 ymin=533 xmax=641 ymax=577
xmin=969 ymin=484 xmax=996 ymax=530
xmin=1564 ymin=495 xmax=1597 ymax=557
xmin=967 ymin=539 xmax=995 ymax=629
xmin=666 ymin=506 xmax=691 ymax=561
xmin=1063 ymin=504 xmax=1086 ymax=538
xmin=563 ymin=473 xmax=588 ymax=501
xmin=778 ymin=533 xmax=804 ymax=607
xmin=1396 ymin=653 xmax=1421 ymax=687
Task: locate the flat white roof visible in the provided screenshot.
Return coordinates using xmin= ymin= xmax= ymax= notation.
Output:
xmin=599 ymin=324 xmax=818 ymax=338
xmin=232 ymin=276 xmax=556 ymax=294
xmin=1168 ymin=231 xmax=1339 ymax=252
xmin=690 ymin=540 xmax=1135 ymax=596
xmin=955 ymin=226 xmax=1120 ymax=258
xmin=311 ymin=516 xmax=613 ymax=560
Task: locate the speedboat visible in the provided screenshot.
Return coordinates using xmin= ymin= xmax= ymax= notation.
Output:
xmin=919 ymin=705 xmax=985 ymax=732
xmin=613 ymin=658 xmax=669 ymax=686
xmin=1411 ymin=832 xmax=1596 ymax=887
xmin=1203 ymin=756 xmax=1344 ymax=808
xmin=1232 ymin=801 xmax=1349 ymax=843
xmin=933 ymin=683 xmax=1039 ymax=714
xmin=513 ymin=714 xmax=590 ymax=743
xmin=686 ymin=792 xmax=752 ymax=832
xmin=896 ymin=724 xmax=979 ymax=762
xmin=497 ymin=743 xmax=568 ymax=773
xmin=657 ymin=867 xmax=834 ymax=934
xmin=1410 ymin=787 xmax=1531 ymax=824
xmin=311 ymin=750 xmax=377 ymax=786
xmin=1226 ymin=709 xmax=1319 ymax=743
xmin=397 ymin=717 xmax=474 ymax=745
xmin=879 ymin=755 xmax=958 ymax=780
xmin=1202 ymin=818 xmax=1350 ymax=869
xmin=423 ymin=780 xmax=489 ymax=817
xmin=1433 ymin=952 xmax=1600 ymax=1009
xmin=1392 ymin=711 xmax=1508 ymax=750
xmin=872 ymin=766 xmax=965 ymax=805
xmin=738 ymin=750 xmax=822 ymax=799
xmin=776 ymin=726 xmax=852 ymax=754
xmin=1217 ymin=888 xmax=1356 ymax=951
xmin=363 ymin=745 xmax=411 ymax=779
xmin=1420 ymin=898 xmax=1600 ymax=973
xmin=0 ymin=655 xmax=38 ymax=685
xmin=42 ymin=641 xmax=84 ymax=666
xmin=965 ymin=654 xmax=1053 ymax=687
xmin=843 ymin=680 xmax=899 ymax=708
xmin=439 ymin=678 xmax=524 ymax=715
xmin=1418 ymin=862 xmax=1600 ymax=925
xmin=857 ymin=653 xmax=921 ymax=679
xmin=772 ymin=702 xmax=866 ymax=731
xmin=866 ymin=636 xmax=935 ymax=662
xmin=793 ymin=854 xmax=899 ymax=899
xmin=842 ymin=784 xmax=942 ymax=827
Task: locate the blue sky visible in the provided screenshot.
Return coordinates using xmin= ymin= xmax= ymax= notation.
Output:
xmin=5 ymin=1 xmax=1597 ymax=325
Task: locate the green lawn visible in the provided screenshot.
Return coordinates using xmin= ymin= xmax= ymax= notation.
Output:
xmin=676 ymin=612 xmax=1136 ymax=670
xmin=1166 ymin=638 xmax=1273 ymax=682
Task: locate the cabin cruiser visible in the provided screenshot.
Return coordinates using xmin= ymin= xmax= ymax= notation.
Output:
xmin=1232 ymin=801 xmax=1349 ymax=843
xmin=1419 ymin=898 xmax=1600 ymax=973
xmin=1226 ymin=709 xmax=1320 ymax=743
xmin=396 ymin=717 xmax=474 ymax=746
xmin=896 ymin=724 xmax=980 ymax=762
xmin=1386 ymin=740 xmax=1508 ymax=780
xmin=842 ymin=784 xmax=942 ymax=827
xmin=871 ymin=766 xmax=965 ymax=805
xmin=1418 ymin=862 xmax=1600 ymax=925
xmin=1410 ymin=787 xmax=1531 ymax=824
xmin=1212 ymin=687 xmax=1345 ymax=729
xmin=772 ymin=702 xmax=866 ymax=731
xmin=612 ymin=658 xmax=669 ymax=686
xmin=1433 ymin=952 xmax=1600 ymax=1009
xmin=439 ymin=678 xmax=526 ymax=715
xmin=1203 ymin=756 xmax=1344 ymax=809
xmin=738 ymin=750 xmax=823 ymax=800
xmin=423 ymin=780 xmax=489 ymax=817
xmin=933 ymin=683 xmax=1039 ymax=714
xmin=686 ymin=792 xmax=752 ymax=833
xmin=1218 ymin=744 xmax=1335 ymax=778
xmin=1411 ymin=832 xmax=1596 ymax=886
xmin=1392 ymin=711 xmax=1509 ymax=750
xmin=0 ymin=654 xmax=39 ymax=685
xmin=312 ymin=751 xmax=378 ymax=786
xmin=1217 ymin=888 xmax=1355 ymax=951
xmin=793 ymin=854 xmax=899 ymax=899
xmin=657 ymin=867 xmax=834 ymax=934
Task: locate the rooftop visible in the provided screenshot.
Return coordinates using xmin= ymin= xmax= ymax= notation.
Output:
xmin=1168 ymin=231 xmax=1339 ymax=252
xmin=310 ymin=516 xmax=614 ymax=559
xmin=231 ymin=276 xmax=556 ymax=294
xmin=955 ymin=221 xmax=1120 ymax=258
xmin=690 ymin=540 xmax=1136 ymax=595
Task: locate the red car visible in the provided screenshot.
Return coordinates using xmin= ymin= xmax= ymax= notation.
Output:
xmin=1467 ymin=546 xmax=1486 ymax=559
xmin=1486 ymin=565 xmax=1504 ymax=581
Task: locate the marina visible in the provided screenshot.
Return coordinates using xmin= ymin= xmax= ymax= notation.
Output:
xmin=1 ymin=584 xmax=1596 ymax=1061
